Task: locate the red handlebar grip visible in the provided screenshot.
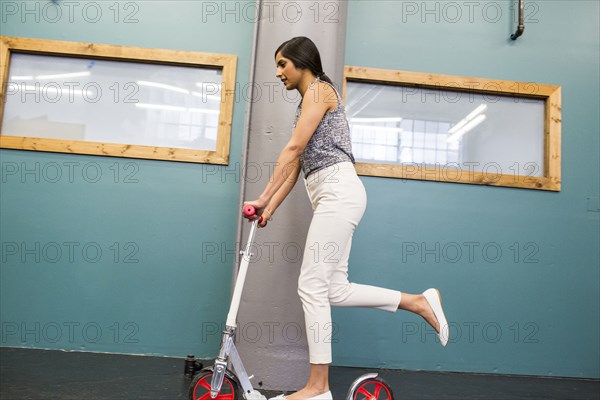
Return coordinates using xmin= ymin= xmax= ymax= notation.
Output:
xmin=243 ymin=205 xmax=256 ymax=217
xmin=243 ymin=205 xmax=267 ymax=226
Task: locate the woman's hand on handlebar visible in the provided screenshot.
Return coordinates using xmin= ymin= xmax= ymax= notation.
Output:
xmin=242 ymin=200 xmax=270 ymax=228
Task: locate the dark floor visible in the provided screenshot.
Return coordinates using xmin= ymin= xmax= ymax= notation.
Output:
xmin=1 ymin=348 xmax=598 ymax=400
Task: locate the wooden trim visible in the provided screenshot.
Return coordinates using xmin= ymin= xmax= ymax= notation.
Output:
xmin=356 ymin=163 xmax=557 ymax=191
xmin=545 ymin=87 xmax=562 ymax=191
xmin=0 ymin=36 xmax=237 ymax=165
xmin=0 ymin=36 xmax=235 ymax=68
xmin=0 ymin=37 xmax=11 ymax=125
xmin=345 ymin=66 xmax=559 ymax=99
xmin=0 ymin=136 xmax=227 ymax=164
xmin=344 ymin=66 xmax=562 ymax=191
xmin=216 ymin=53 xmax=237 ymax=165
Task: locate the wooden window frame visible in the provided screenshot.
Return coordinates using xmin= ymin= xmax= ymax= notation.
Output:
xmin=0 ymin=36 xmax=237 ymax=164
xmin=343 ymin=66 xmax=562 ymax=191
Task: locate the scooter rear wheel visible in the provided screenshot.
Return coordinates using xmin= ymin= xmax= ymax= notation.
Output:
xmin=352 ymin=377 xmax=394 ymax=400
xmin=188 ymin=371 xmax=241 ymax=400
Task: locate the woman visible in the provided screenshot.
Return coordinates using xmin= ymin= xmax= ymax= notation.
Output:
xmin=243 ymin=36 xmax=449 ymax=400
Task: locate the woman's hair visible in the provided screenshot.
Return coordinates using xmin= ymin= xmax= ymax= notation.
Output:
xmin=274 ymin=36 xmax=334 ymax=85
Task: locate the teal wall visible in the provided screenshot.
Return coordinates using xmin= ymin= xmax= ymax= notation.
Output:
xmin=335 ymin=0 xmax=599 ymax=379
xmin=0 ymin=1 xmax=254 ymax=357
xmin=1 ymin=0 xmax=599 ymax=380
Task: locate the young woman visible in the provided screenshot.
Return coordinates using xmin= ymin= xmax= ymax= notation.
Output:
xmin=243 ymin=36 xmax=449 ymax=400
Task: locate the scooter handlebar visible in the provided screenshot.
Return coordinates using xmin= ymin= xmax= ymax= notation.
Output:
xmin=242 ymin=205 xmax=265 ymax=225
xmin=243 ymin=205 xmax=256 ymax=217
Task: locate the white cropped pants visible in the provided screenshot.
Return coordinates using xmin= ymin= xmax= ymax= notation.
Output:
xmin=300 ymin=162 xmax=402 ymax=364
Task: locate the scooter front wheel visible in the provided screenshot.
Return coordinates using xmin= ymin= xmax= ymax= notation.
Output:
xmin=351 ymin=377 xmax=394 ymax=400
xmin=189 ymin=371 xmax=241 ymax=400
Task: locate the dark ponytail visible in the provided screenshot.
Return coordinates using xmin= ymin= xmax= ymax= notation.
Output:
xmin=275 ymin=36 xmax=334 ymax=86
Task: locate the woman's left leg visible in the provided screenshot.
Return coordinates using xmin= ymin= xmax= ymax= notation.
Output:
xmin=286 ymin=165 xmax=366 ymax=399
xmin=286 ymin=207 xmax=349 ymax=399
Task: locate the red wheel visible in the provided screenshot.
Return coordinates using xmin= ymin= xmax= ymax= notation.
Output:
xmin=353 ymin=378 xmax=394 ymax=400
xmin=188 ymin=371 xmax=240 ymax=400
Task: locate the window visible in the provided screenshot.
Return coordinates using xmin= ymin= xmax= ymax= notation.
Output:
xmin=0 ymin=36 xmax=237 ymax=164
xmin=343 ymin=66 xmax=561 ymax=191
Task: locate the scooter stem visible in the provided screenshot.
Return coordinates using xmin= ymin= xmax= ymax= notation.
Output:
xmin=226 ymin=219 xmax=259 ymax=327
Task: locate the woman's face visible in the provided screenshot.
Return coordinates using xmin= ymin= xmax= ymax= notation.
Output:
xmin=275 ymin=52 xmax=302 ymax=91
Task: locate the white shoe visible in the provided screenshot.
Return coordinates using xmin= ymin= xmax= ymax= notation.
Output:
xmin=423 ymin=288 xmax=450 ymax=346
xmin=311 ymin=391 xmax=332 ymax=400
xmin=268 ymin=391 xmax=332 ymax=400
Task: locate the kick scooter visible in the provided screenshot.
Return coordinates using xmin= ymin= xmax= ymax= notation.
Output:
xmin=188 ymin=205 xmax=395 ymax=400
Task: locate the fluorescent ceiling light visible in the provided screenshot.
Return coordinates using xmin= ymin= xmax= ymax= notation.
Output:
xmin=36 ymin=71 xmax=91 ymax=80
xmin=188 ymin=108 xmax=220 ymax=114
xmin=135 ymin=103 xmax=186 ymax=112
xmin=137 ymin=81 xmax=190 ymax=94
xmin=136 ymin=81 xmax=221 ymax=100
xmin=135 ymin=103 xmax=219 ymax=114
xmin=448 ymin=104 xmax=487 ymax=135
xmin=447 ymin=114 xmax=487 ymax=143
xmin=10 ymin=76 xmax=34 ymax=81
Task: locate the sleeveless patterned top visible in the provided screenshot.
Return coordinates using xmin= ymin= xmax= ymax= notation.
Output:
xmin=293 ymin=78 xmax=355 ymax=178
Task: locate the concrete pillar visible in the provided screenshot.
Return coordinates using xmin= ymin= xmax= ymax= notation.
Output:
xmin=235 ymin=0 xmax=348 ymax=391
